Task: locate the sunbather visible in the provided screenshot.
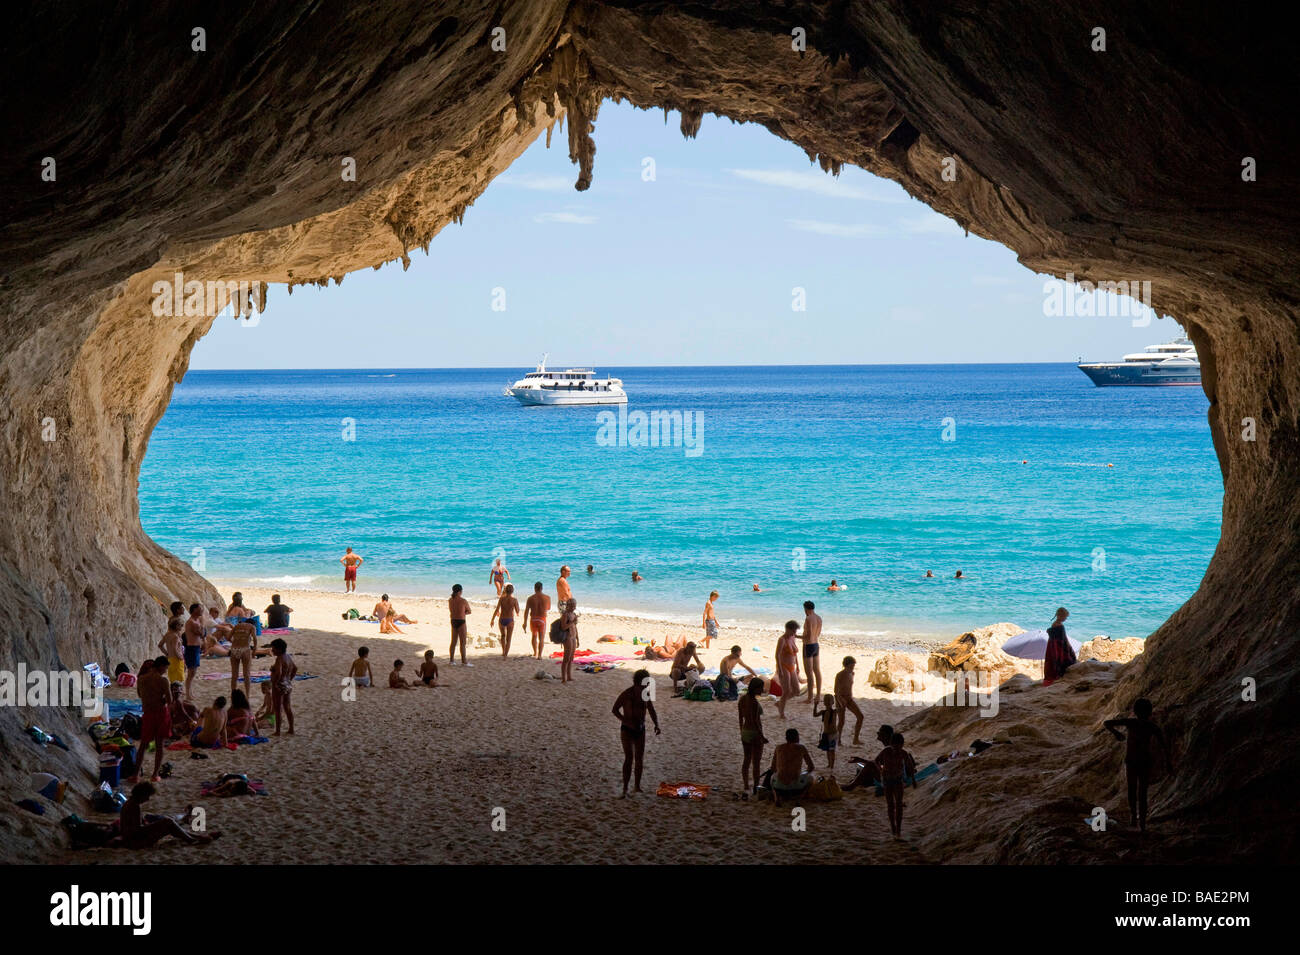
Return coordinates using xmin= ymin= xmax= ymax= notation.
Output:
xmin=113 ymin=782 xmax=218 ymax=848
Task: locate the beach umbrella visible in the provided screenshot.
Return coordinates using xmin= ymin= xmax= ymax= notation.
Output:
xmin=1001 ymin=628 xmax=1082 ymax=660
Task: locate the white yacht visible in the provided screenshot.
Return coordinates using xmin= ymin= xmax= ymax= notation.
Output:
xmin=503 ymin=355 xmax=627 ymax=405
xmin=1077 ymin=338 xmax=1200 ymax=387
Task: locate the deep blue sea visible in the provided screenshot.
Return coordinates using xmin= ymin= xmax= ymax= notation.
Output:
xmin=139 ymin=365 xmax=1222 ymax=645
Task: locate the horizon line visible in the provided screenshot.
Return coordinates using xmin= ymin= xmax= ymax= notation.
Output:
xmin=186 ymin=359 xmax=1088 ymax=372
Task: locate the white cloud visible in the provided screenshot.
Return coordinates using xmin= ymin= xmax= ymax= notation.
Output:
xmin=727 ymin=168 xmax=904 ymax=202
xmin=498 ymin=173 xmax=574 ymax=191
xmin=533 ymin=211 xmax=598 ymax=225
xmin=787 ymin=219 xmax=886 ymax=238
xmin=901 ymin=212 xmax=964 ymax=236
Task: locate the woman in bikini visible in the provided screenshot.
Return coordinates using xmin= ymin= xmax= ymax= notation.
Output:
xmin=225 ymin=688 xmax=258 ymax=738
xmin=379 ymin=607 xmax=404 ymax=634
xmin=560 ymin=599 xmax=580 ymax=684
xmin=228 ymin=620 xmax=257 ymax=697
xmin=488 ymin=558 xmax=511 ymax=596
xmin=490 ymin=584 xmax=520 ymax=657
xmin=739 ymin=678 xmax=767 ymax=793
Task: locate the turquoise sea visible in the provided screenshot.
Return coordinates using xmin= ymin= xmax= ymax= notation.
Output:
xmin=139 ymin=365 xmax=1222 ymax=646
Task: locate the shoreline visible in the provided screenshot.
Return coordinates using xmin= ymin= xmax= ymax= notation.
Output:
xmin=212 ymin=578 xmax=962 ymax=653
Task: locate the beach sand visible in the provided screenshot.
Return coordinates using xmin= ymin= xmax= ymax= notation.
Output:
xmin=64 ymin=584 xmax=1050 ymax=864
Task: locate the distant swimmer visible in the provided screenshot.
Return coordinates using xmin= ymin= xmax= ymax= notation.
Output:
xmin=924 ymin=571 xmax=934 ymax=578
xmin=631 ymin=571 xmax=643 ymax=583
xmin=826 ymin=579 xmax=843 ymax=592
xmin=954 ymin=570 xmax=964 ymax=579
xmin=489 ymin=557 xmax=511 ymax=596
xmin=752 ymin=583 xmax=762 ymax=592
xmin=340 ymin=547 xmax=363 ymax=593
xmin=586 ymin=564 xmax=595 ymax=575
xmin=557 ymin=565 xmax=573 ymax=605
xmin=702 ymin=591 xmax=719 ymax=648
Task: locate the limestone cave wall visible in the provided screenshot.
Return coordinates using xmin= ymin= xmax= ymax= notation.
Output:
xmin=1 ymin=1 xmax=1296 ymax=860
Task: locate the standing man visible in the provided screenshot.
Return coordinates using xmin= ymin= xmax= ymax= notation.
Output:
xmin=834 ymin=656 xmax=864 ymax=745
xmin=340 ymin=546 xmax=363 ymax=593
xmin=801 ymin=600 xmax=823 ymax=703
xmin=132 ymin=657 xmax=173 ymax=783
xmin=183 ymin=603 xmax=205 ymax=700
xmin=523 ymin=582 xmax=552 ymax=660
xmin=556 ymin=565 xmax=573 ymax=606
xmin=701 ymin=591 xmax=719 ymax=649
xmin=448 ymin=584 xmax=472 ymax=667
xmin=612 ymin=669 xmax=661 ymax=797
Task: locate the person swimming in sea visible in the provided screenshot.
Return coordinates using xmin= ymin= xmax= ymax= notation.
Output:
xmin=826 ymin=579 xmax=843 ymax=592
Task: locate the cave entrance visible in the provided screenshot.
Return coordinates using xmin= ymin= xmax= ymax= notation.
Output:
xmin=137 ymin=102 xmax=1223 ymax=646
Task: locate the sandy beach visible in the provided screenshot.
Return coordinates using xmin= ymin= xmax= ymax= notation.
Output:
xmin=60 ymin=582 xmax=1061 ymax=864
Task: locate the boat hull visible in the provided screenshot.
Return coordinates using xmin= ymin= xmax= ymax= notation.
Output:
xmin=1077 ymin=363 xmax=1201 ymax=387
xmin=508 ymin=388 xmax=627 ymax=406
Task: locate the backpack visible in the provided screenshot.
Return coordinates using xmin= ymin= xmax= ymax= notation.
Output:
xmin=687 ymin=682 xmax=714 ymax=702
xmin=342 ymin=608 xmax=361 ymax=620
xmin=549 ymin=618 xmax=566 ymax=644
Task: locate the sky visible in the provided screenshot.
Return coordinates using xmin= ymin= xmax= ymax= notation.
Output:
xmin=190 ymin=100 xmax=1187 ymax=369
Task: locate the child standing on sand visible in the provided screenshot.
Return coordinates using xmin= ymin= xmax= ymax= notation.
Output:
xmin=348 ymin=647 xmax=374 ymax=687
xmin=877 ymin=732 xmax=917 ymax=838
xmin=813 ymin=693 xmax=838 ymax=768
xmin=1104 ymin=697 xmax=1172 ymax=831
xmin=269 ymin=638 xmax=296 ymax=736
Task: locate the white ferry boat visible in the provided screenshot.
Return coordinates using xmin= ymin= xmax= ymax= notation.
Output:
xmin=1077 ymin=338 xmax=1200 ymax=387
xmin=503 ymin=356 xmax=627 ymax=406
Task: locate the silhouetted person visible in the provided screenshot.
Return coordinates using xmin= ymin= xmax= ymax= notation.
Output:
xmin=1105 ymin=697 xmax=1172 ymax=831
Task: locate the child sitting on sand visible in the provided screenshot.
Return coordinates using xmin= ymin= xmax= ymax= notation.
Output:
xmin=813 ymin=694 xmax=838 ymax=768
xmin=415 ymin=650 xmax=440 ymax=687
xmin=168 ymin=682 xmax=200 ymax=737
xmin=349 ymin=647 xmax=374 ymax=687
xmin=254 ymin=681 xmax=274 ymax=726
xmin=388 ymin=659 xmax=416 ymax=689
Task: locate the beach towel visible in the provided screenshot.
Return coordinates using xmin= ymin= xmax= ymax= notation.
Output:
xmin=577 ymin=662 xmax=623 ymax=674
xmin=166 ymin=739 xmax=238 ymax=752
xmin=106 ymin=699 xmax=143 ymax=719
xmin=202 ymin=672 xmax=316 ymax=683
xmin=552 ymin=652 xmax=631 ymax=665
xmin=657 ymin=781 xmax=710 ymax=800
xmin=230 ymin=734 xmax=270 ymax=745
xmin=261 ymin=627 xmax=295 ymax=635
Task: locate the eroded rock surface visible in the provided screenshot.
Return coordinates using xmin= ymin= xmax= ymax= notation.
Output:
xmin=1 ymin=2 xmax=1296 ymax=861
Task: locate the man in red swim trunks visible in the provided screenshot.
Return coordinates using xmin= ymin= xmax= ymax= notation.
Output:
xmin=132 ymin=656 xmax=173 ymax=783
xmin=523 ymin=582 xmax=552 ymax=659
xmin=340 ymin=546 xmax=363 ymax=593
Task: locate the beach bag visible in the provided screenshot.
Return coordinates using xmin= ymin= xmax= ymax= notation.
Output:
xmin=119 ymin=712 xmax=142 ymax=740
xmin=808 ymin=775 xmax=844 ymax=802
xmin=549 ymin=618 xmax=566 ymax=644
xmin=115 ymin=672 xmax=137 ymax=687
xmin=344 ymin=608 xmax=361 ymax=620
xmin=687 ymin=682 xmax=713 ymax=702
